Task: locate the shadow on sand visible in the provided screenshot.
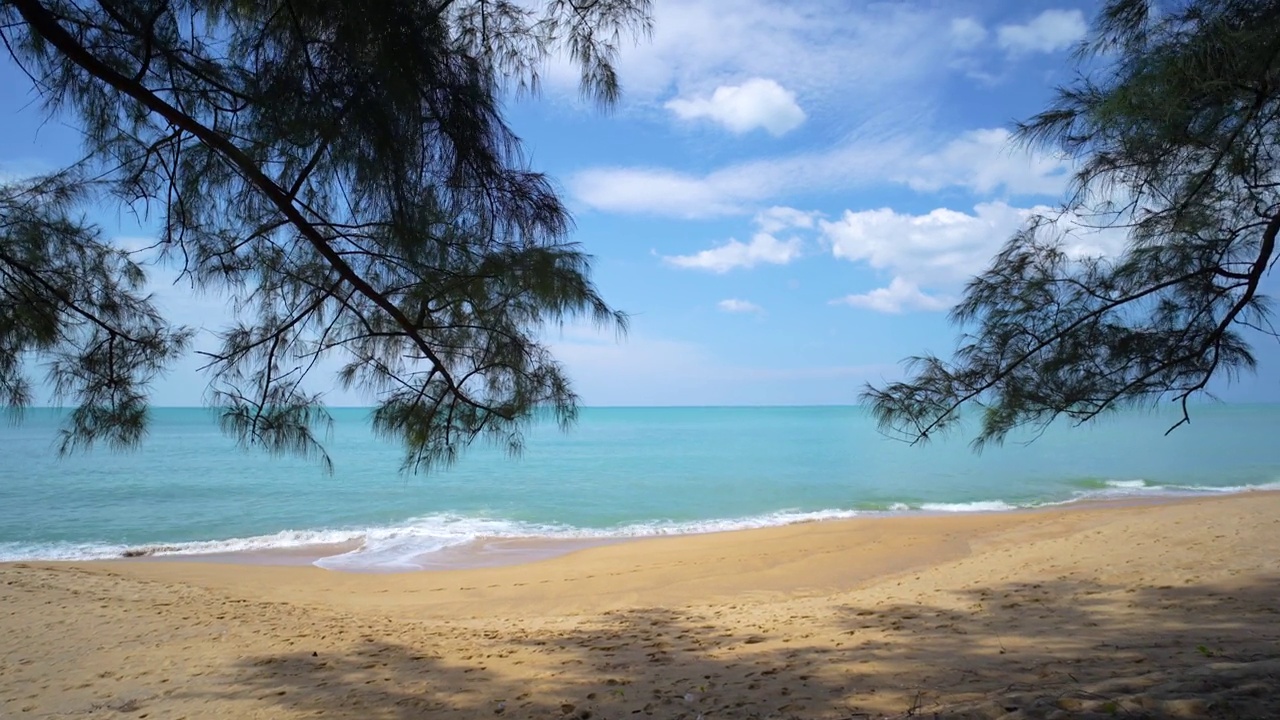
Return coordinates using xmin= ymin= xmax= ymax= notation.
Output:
xmin=197 ymin=575 xmax=1280 ymax=719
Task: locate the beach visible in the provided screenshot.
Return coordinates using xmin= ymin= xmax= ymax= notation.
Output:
xmin=3 ymin=492 xmax=1279 ymax=719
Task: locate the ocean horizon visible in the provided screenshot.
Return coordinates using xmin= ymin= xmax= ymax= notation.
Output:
xmin=3 ymin=404 xmax=1278 ymax=571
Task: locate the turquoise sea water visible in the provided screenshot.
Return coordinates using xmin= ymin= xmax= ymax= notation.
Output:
xmin=1 ymin=405 xmax=1278 ymax=570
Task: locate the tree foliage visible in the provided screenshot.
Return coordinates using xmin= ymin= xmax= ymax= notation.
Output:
xmin=0 ymin=0 xmax=648 ymax=470
xmin=865 ymin=0 xmax=1280 ymax=448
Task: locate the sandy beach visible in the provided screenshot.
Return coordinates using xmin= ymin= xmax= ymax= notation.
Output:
xmin=3 ymin=492 xmax=1279 ymax=719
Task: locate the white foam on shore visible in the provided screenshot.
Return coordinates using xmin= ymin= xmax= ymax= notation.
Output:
xmin=919 ymin=500 xmax=1019 ymax=513
xmin=0 ymin=509 xmax=868 ymax=569
xmin=4 ymin=481 xmax=1278 ymax=570
xmin=1083 ymin=478 xmax=1280 ymax=499
xmin=0 ymin=527 xmax=369 ymax=564
xmin=1104 ymin=479 xmax=1149 ymax=490
xmin=312 ymin=508 xmax=869 ymax=571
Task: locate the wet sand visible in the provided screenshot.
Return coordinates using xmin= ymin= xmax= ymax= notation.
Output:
xmin=3 ymin=492 xmax=1279 ymax=718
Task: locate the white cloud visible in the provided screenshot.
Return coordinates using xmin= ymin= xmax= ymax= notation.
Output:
xmin=664 ymin=205 xmax=816 ymax=272
xmin=898 ymin=127 xmax=1069 ymax=196
xmin=755 ymin=206 xmax=820 ymax=233
xmin=594 ymin=0 xmax=958 ymax=113
xmin=570 ymin=133 xmax=910 ymax=217
xmin=820 ymin=201 xmax=1131 ymax=313
xmin=541 ymin=1 xmax=1078 ymax=115
xmin=665 ymin=78 xmax=806 ymax=136
xmin=572 ymin=127 xmax=1068 ymax=218
xmin=571 ymin=166 xmax=751 ymax=217
xmin=821 ymin=201 xmax=1046 ymax=285
xmin=717 ymin=298 xmax=763 ymax=313
xmin=949 ymin=17 xmax=988 ymax=49
xmin=664 ymin=232 xmax=801 ymax=273
xmin=831 ymin=278 xmax=953 ymax=314
xmin=997 ymin=9 xmax=1087 ymax=55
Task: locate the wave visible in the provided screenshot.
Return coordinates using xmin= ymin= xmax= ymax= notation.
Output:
xmin=0 ymin=509 xmax=869 ymax=570
xmin=918 ymin=500 xmax=1019 ymax=513
xmin=1066 ymin=478 xmax=1280 ymax=500
xmin=0 ymin=527 xmax=369 ymax=564
xmin=313 ymin=508 xmax=873 ymax=571
xmin=4 ymin=480 xmax=1278 ymax=570
xmin=1103 ymin=479 xmax=1148 ymax=490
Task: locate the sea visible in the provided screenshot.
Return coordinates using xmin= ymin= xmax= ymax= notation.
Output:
xmin=1 ymin=405 xmax=1277 ymax=571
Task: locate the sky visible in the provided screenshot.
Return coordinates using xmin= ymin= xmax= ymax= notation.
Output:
xmin=2 ymin=0 xmax=1278 ymax=407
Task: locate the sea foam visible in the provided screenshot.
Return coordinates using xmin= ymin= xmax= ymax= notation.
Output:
xmin=4 ymin=481 xmax=1278 ymax=571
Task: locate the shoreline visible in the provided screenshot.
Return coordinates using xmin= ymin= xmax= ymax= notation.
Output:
xmin=11 ymin=486 xmax=1276 ymax=573
xmin=136 ymin=535 xmax=635 ymax=572
xmin=3 ymin=491 xmax=1278 ymax=718
xmin=102 ymin=487 xmax=1280 ymax=572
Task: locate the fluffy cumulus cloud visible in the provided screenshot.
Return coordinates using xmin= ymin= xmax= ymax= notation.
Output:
xmin=665 ymin=206 xmax=815 ymax=272
xmin=831 ymin=278 xmax=952 ymax=314
xmin=717 ymin=298 xmax=763 ymax=313
xmin=997 ymin=9 xmax=1087 ymax=54
xmin=821 ymin=201 xmax=1132 ymax=313
xmin=822 ymin=201 xmax=1043 ymax=285
xmin=666 ymin=78 xmax=806 ymax=136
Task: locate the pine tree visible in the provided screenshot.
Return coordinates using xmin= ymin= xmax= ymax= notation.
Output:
xmin=0 ymin=0 xmax=649 ymax=470
xmin=865 ymin=0 xmax=1280 ymax=447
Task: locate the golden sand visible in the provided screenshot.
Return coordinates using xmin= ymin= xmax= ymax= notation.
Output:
xmin=3 ymin=493 xmax=1279 ymax=719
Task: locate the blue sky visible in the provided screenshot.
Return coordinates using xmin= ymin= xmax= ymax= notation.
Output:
xmin=3 ymin=0 xmax=1278 ymax=406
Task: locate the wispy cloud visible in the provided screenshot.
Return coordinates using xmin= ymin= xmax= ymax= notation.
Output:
xmin=606 ymin=0 xmax=958 ymax=107
xmin=717 ymin=298 xmax=763 ymax=313
xmin=755 ymin=206 xmax=821 ymax=233
xmin=895 ymin=128 xmax=1069 ymax=196
xmin=945 ymin=8 xmax=1088 ymax=85
xmin=949 ymin=17 xmax=988 ymax=50
xmin=997 ymin=9 xmax=1087 ymax=55
xmin=572 ymin=127 xmax=1069 ymax=218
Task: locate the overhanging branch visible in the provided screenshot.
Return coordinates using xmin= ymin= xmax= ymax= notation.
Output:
xmin=10 ymin=0 xmax=506 ymax=417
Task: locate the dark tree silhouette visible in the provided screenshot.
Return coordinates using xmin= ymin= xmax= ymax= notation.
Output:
xmin=0 ymin=0 xmax=649 ymax=470
xmin=866 ymin=0 xmax=1280 ymax=448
